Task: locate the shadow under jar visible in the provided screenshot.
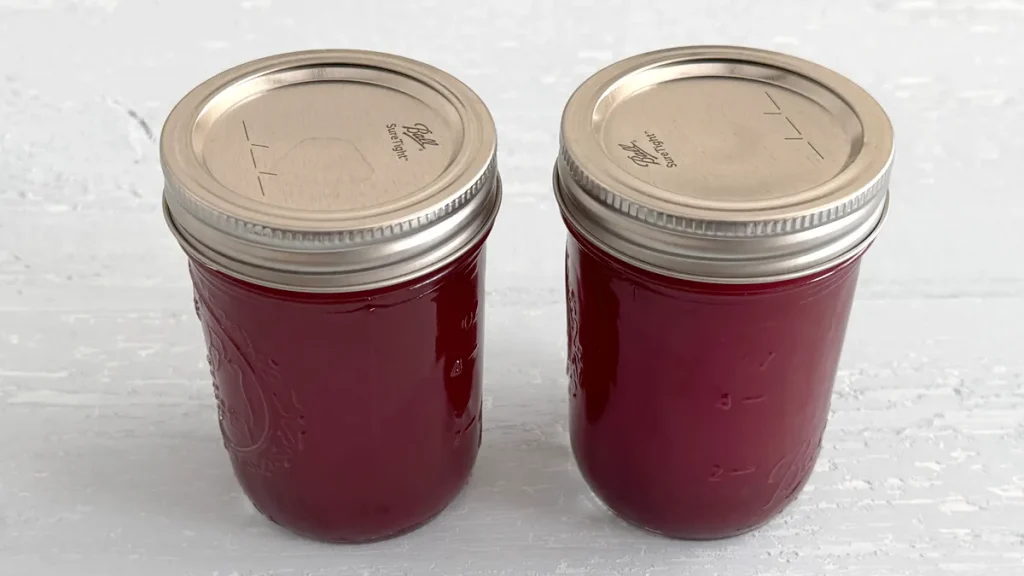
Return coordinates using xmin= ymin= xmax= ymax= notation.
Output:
xmin=554 ymin=46 xmax=894 ymax=540
xmin=160 ymin=50 xmax=501 ymax=543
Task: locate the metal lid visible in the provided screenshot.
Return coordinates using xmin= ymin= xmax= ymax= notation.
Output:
xmin=161 ymin=50 xmax=500 ymax=292
xmin=555 ymin=46 xmax=894 ymax=283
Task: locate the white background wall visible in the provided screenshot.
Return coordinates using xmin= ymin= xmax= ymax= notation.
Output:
xmin=1 ymin=1 xmax=1022 ymax=575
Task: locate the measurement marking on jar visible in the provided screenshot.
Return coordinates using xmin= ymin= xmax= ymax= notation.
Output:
xmin=709 ymin=466 xmax=724 ymax=481
xmin=717 ymin=393 xmax=733 ymax=410
xmin=762 ymin=92 xmax=825 ymax=161
xmin=243 ymin=120 xmax=275 ymax=196
xmin=709 ymin=466 xmax=757 ymax=480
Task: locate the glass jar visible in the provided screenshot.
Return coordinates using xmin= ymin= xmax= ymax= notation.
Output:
xmin=160 ymin=50 xmax=501 ymax=542
xmin=554 ymin=46 xmax=894 ymax=539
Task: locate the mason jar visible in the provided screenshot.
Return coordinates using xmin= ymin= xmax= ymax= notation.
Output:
xmin=160 ymin=50 xmax=501 ymax=542
xmin=554 ymin=46 xmax=894 ymax=539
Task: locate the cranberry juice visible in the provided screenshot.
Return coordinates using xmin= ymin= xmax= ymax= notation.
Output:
xmin=188 ymin=245 xmax=486 ymax=542
xmin=566 ymin=231 xmax=860 ymax=539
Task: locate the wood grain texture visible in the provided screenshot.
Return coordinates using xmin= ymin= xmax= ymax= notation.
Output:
xmin=1 ymin=1 xmax=1022 ymax=574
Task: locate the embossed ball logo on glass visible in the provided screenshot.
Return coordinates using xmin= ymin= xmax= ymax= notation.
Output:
xmin=205 ymin=323 xmax=271 ymax=453
xmin=193 ymin=291 xmax=306 ymax=476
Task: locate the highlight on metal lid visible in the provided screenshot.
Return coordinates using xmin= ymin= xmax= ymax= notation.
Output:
xmin=161 ymin=49 xmax=500 ymax=292
xmin=555 ymin=45 xmax=894 ymax=283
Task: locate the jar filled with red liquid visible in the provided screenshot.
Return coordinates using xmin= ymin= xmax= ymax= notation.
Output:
xmin=554 ymin=46 xmax=894 ymax=539
xmin=160 ymin=50 xmax=501 ymax=542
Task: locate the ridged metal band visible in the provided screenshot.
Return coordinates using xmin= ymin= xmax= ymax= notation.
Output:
xmin=164 ymin=173 xmax=502 ymax=293
xmin=554 ymin=163 xmax=889 ymax=284
xmin=558 ymin=143 xmax=892 ymax=239
xmin=163 ymin=156 xmax=497 ymax=250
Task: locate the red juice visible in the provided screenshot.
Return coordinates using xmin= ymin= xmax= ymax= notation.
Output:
xmin=554 ymin=46 xmax=894 ymax=538
xmin=160 ymin=50 xmax=501 ymax=542
xmin=188 ymin=244 xmax=486 ymax=542
xmin=566 ymin=230 xmax=860 ymax=539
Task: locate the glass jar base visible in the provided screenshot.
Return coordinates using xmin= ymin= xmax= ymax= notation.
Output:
xmin=582 ymin=468 xmax=813 ymax=541
xmin=572 ymin=417 xmax=819 ymax=541
xmin=239 ymin=465 xmax=476 ymax=544
xmin=613 ymin=507 xmax=787 ymax=541
xmin=256 ymin=483 xmax=470 ymax=544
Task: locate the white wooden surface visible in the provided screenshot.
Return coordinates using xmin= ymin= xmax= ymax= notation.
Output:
xmin=1 ymin=1 xmax=1022 ymax=574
